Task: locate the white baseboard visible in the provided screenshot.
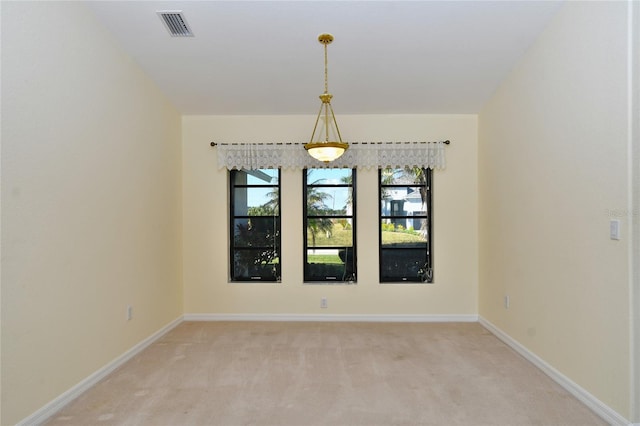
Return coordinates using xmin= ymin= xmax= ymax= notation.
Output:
xmin=17 ymin=316 xmax=184 ymax=426
xmin=184 ymin=313 xmax=479 ymax=322
xmin=479 ymin=316 xmax=632 ymax=426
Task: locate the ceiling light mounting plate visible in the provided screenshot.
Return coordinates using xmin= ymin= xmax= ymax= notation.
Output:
xmin=318 ymin=33 xmax=334 ymax=45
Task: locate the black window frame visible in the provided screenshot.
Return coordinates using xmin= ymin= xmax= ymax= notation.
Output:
xmin=303 ymin=168 xmax=357 ymax=283
xmin=379 ymin=167 xmax=433 ymax=283
xmin=229 ymin=168 xmax=281 ymax=282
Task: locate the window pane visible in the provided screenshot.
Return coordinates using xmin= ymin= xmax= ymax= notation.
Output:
xmin=307 ymin=168 xmax=352 ymax=185
xmin=307 ymin=218 xmax=353 ymax=248
xmin=380 ymin=248 xmax=429 ymax=282
xmin=381 ymin=220 xmax=428 ymax=246
xmin=305 ymin=248 xmax=355 ymax=282
xmin=233 ymin=249 xmax=280 ymax=281
xmin=380 ymin=167 xmax=427 ymax=186
xmin=381 ymin=187 xmax=426 ymax=216
xmin=233 ymin=218 xmax=280 ymax=247
xmin=307 ymin=187 xmax=352 ymax=215
xmin=233 ymin=187 xmax=279 ymax=216
xmin=232 ymin=169 xmax=279 ymax=186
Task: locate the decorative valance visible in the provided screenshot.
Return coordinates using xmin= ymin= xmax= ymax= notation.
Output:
xmin=214 ymin=141 xmax=448 ymax=170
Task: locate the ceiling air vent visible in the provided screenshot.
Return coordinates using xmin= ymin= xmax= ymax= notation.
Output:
xmin=157 ymin=11 xmax=193 ymax=37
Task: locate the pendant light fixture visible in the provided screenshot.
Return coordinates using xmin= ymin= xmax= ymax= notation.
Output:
xmin=304 ymin=33 xmax=349 ymax=163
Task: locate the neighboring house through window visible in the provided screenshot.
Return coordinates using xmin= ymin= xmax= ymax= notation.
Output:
xmin=229 ymin=169 xmax=281 ymax=281
xmin=379 ymin=167 xmax=433 ymax=283
xmin=303 ymin=168 xmax=356 ymax=283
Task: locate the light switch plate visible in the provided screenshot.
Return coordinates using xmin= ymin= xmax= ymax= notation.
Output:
xmin=610 ymin=219 xmax=621 ymax=240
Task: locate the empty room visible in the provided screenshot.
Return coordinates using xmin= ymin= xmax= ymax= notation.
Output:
xmin=1 ymin=1 xmax=638 ymax=425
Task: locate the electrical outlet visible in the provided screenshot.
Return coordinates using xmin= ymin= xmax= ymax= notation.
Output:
xmin=320 ymin=297 xmax=328 ymax=309
xmin=127 ymin=305 xmax=133 ymax=321
xmin=504 ymin=295 xmax=510 ymax=309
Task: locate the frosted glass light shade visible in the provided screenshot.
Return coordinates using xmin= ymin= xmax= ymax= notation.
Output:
xmin=304 ymin=142 xmax=348 ymax=163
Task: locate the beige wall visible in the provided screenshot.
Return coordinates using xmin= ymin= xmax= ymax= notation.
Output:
xmin=479 ymin=1 xmax=633 ymax=419
xmin=183 ymin=115 xmax=477 ymax=316
xmin=1 ymin=2 xmax=183 ymax=424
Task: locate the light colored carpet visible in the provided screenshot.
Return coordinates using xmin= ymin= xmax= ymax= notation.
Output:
xmin=45 ymin=321 xmax=606 ymax=426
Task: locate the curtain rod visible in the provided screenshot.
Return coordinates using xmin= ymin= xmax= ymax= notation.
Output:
xmin=210 ymin=140 xmax=450 ymax=147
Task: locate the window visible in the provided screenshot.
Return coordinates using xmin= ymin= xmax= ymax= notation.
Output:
xmin=303 ymin=168 xmax=356 ymax=283
xmin=229 ymin=169 xmax=281 ymax=281
xmin=379 ymin=167 xmax=433 ymax=283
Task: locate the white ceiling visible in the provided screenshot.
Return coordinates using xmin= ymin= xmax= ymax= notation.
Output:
xmin=86 ymin=1 xmax=563 ymax=115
